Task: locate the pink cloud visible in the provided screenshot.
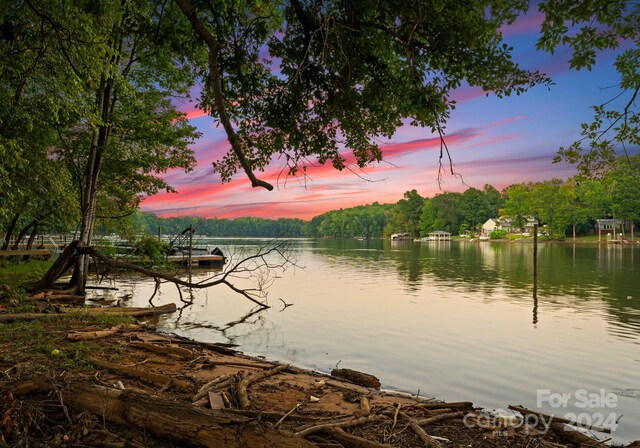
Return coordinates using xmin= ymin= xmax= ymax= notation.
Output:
xmin=500 ymin=11 xmax=544 ymax=36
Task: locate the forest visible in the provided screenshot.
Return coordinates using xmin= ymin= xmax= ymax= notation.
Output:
xmin=110 ymin=155 xmax=639 ymax=241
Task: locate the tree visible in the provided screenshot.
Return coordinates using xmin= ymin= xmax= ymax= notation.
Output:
xmin=2 ymin=1 xmax=200 ymax=291
xmin=175 ymin=0 xmax=549 ymax=190
xmin=608 ymin=156 xmax=640 ymax=240
xmin=539 ymin=1 xmax=640 ymax=178
xmin=501 ymin=183 xmax=532 ymax=232
xmin=528 ymin=179 xmax=573 ymax=240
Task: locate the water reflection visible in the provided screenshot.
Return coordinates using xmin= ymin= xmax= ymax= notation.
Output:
xmin=305 ymin=240 xmax=640 ymax=339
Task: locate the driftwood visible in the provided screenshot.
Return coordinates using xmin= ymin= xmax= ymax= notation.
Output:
xmin=27 ymin=290 xmax=86 ymax=303
xmin=327 ymin=427 xmax=395 ymax=448
xmin=90 ymin=357 xmax=192 ymax=391
xmin=0 ymin=303 xmax=176 ymax=322
xmin=356 ymin=396 xmax=371 ymax=417
xmin=237 ymin=364 xmax=289 ymax=408
xmin=129 ymin=341 xmax=194 ymax=360
xmin=509 ymin=404 xmax=611 ymax=434
xmin=296 ymin=414 xmax=388 ymax=438
xmin=331 ymin=368 xmax=381 ymax=389
xmin=192 ymin=374 xmax=232 ymax=402
xmin=415 ymin=411 xmax=465 ymax=426
xmin=417 ymin=401 xmax=473 ymax=411
xmin=550 ymin=422 xmax=607 ymax=447
xmin=398 ymin=411 xmax=444 ymax=448
xmin=66 ymin=324 xmax=145 ymax=341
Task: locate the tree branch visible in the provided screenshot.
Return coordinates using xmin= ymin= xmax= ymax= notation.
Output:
xmin=175 ymin=0 xmax=273 ymax=190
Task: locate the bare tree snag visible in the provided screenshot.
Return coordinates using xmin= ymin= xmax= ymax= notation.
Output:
xmin=237 ymin=364 xmax=289 ymax=408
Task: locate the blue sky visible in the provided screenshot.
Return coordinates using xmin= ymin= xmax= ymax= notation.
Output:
xmin=141 ymin=9 xmax=623 ymax=220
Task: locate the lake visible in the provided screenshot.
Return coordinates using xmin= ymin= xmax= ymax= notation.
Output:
xmin=94 ymin=239 xmax=640 ymax=444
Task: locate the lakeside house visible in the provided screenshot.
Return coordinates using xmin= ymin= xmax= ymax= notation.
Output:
xmin=595 ymin=218 xmax=632 ymax=241
xmin=420 ymin=231 xmax=452 ymax=241
xmin=595 ymin=219 xmax=628 ymax=233
xmin=390 ymin=232 xmax=411 ymax=241
xmin=482 ymin=216 xmax=539 ymax=235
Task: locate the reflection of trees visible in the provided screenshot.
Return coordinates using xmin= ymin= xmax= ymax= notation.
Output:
xmin=180 ymin=306 xmax=269 ymax=345
xmin=312 ymin=239 xmax=640 ymax=337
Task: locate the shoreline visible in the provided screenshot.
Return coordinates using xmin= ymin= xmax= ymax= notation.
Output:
xmin=0 ymin=300 xmax=636 ymax=447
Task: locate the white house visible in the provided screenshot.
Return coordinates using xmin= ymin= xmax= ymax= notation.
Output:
xmin=482 ymin=218 xmax=501 ymax=234
xmin=482 ymin=216 xmax=539 ymax=235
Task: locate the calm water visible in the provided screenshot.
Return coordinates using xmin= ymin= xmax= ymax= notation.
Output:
xmin=94 ymin=239 xmax=640 ymax=443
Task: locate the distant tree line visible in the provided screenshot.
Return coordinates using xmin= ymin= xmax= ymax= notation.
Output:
xmin=91 ymin=156 xmax=639 ymax=241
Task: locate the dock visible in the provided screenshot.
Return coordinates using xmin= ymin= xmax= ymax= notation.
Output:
xmin=166 ymin=254 xmax=225 ymax=266
xmin=0 ymin=249 xmax=52 ymax=259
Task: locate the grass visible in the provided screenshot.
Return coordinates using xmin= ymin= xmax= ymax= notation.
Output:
xmin=0 ymin=260 xmax=136 ymax=372
xmin=0 ymin=313 xmax=134 ymax=372
xmin=0 ymin=259 xmax=53 ymax=289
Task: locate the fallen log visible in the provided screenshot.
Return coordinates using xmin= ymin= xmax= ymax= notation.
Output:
xmin=327 ymin=427 xmax=395 ymax=448
xmin=90 ymin=357 xmax=192 ymax=391
xmin=331 ymin=368 xmax=381 ymax=389
xmin=509 ymin=404 xmax=611 ymax=434
xmin=129 ymin=341 xmax=194 ymax=360
xmin=0 ymin=303 xmax=176 ymax=322
xmin=27 ymin=290 xmax=86 ymax=303
xmin=237 ymin=364 xmax=289 ymax=408
xmin=60 ymin=382 xmax=247 ymax=447
xmin=66 ymin=324 xmax=145 ymax=341
xmin=83 ymin=303 xmax=177 ymax=317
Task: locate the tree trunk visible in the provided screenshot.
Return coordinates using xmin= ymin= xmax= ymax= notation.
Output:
xmin=11 ymin=220 xmax=36 ymax=250
xmin=1 ymin=212 xmax=20 ymax=250
xmin=572 ymin=223 xmax=576 ymax=242
xmin=59 ymin=382 xmax=312 ymax=448
xmin=22 ymin=222 xmax=39 ymax=261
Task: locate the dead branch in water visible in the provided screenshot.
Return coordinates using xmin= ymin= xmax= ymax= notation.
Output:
xmin=32 ymin=239 xmax=298 ymax=309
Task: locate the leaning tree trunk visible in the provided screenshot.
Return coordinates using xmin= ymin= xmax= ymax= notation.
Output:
xmin=22 ymin=222 xmax=39 ymax=261
xmin=11 ymin=220 xmax=35 ymax=250
xmin=29 ymin=241 xmax=81 ymax=291
xmin=1 ymin=212 xmax=20 ymax=250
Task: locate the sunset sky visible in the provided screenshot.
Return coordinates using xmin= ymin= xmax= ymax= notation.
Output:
xmin=140 ymin=10 xmax=624 ymax=221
